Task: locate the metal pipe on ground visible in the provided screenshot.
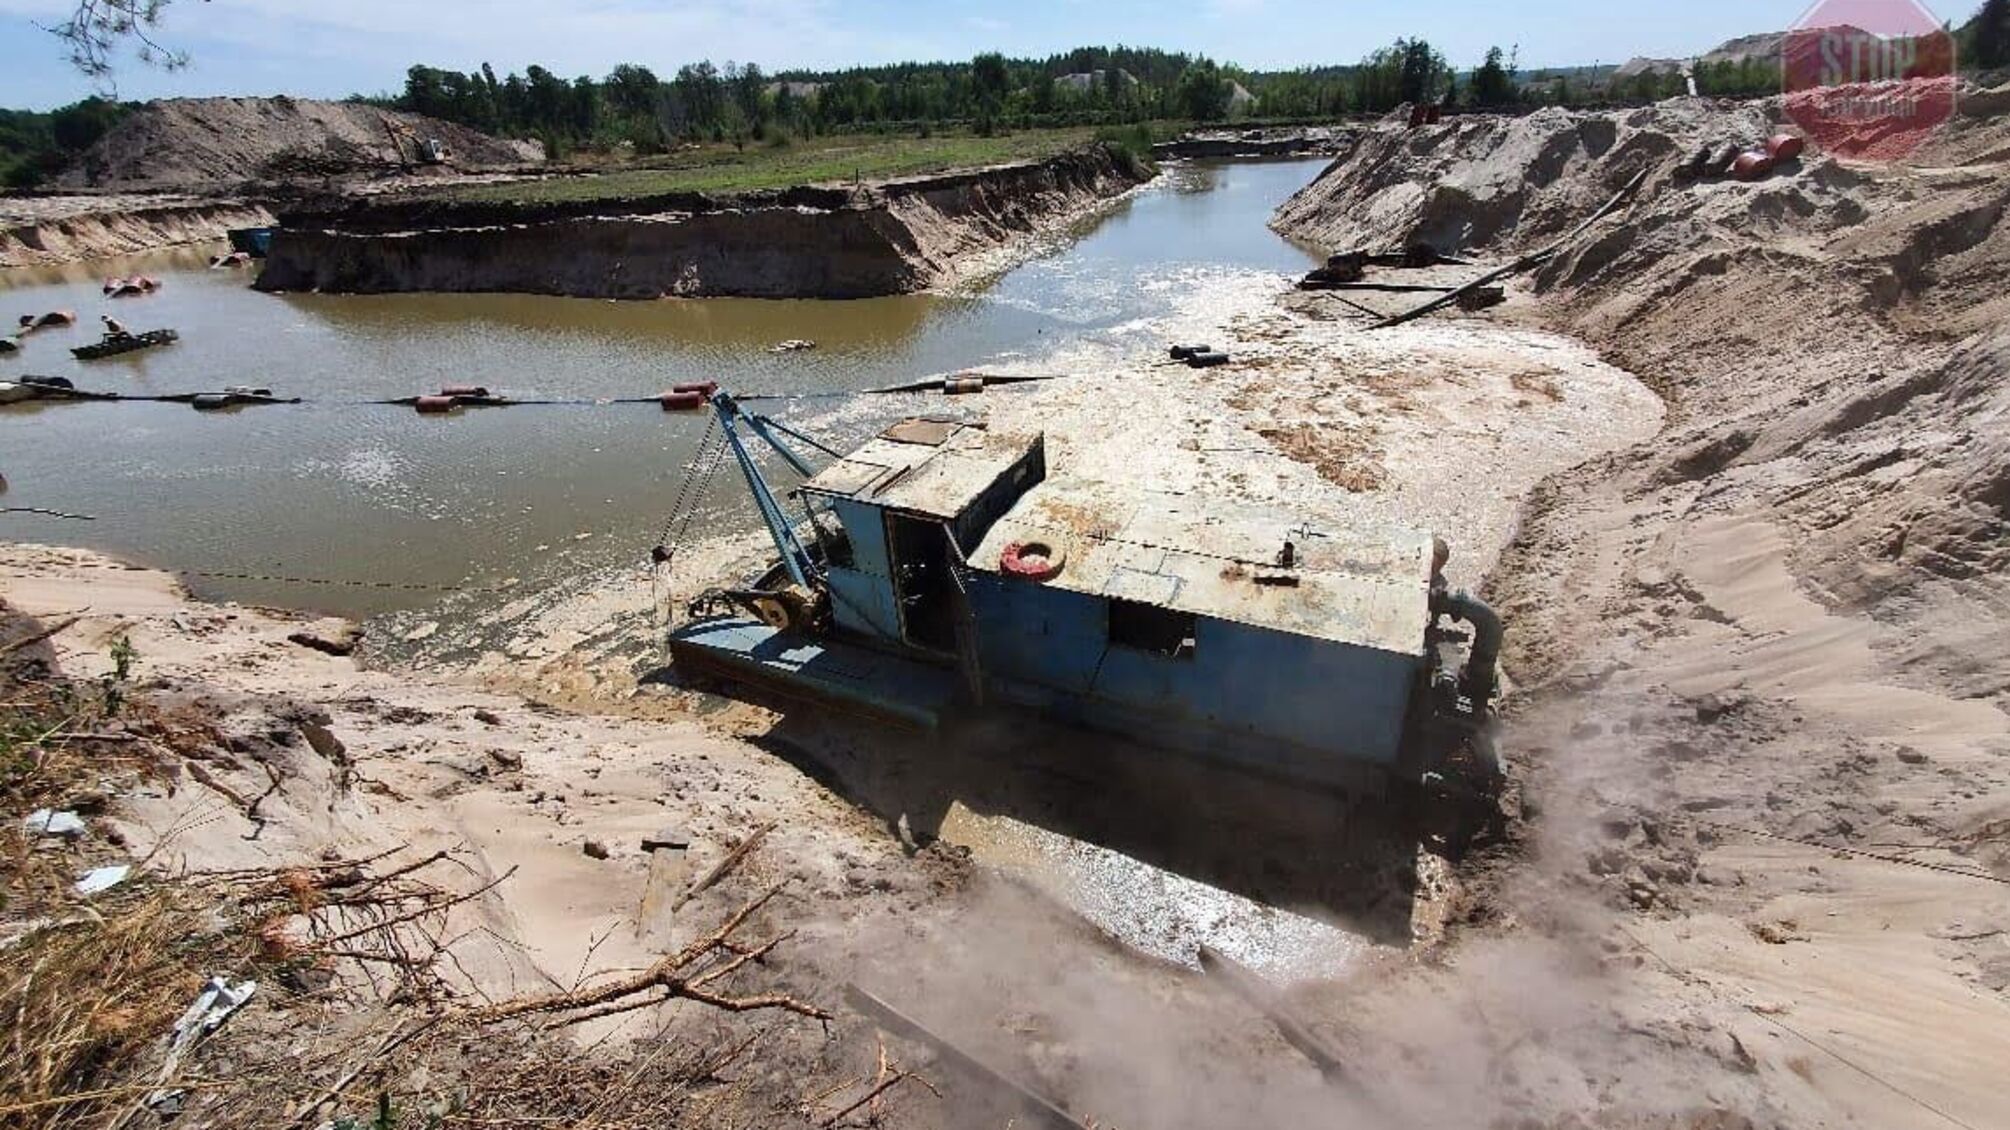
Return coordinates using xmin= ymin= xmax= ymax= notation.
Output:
xmin=1374 ymin=167 xmax=1649 ymax=330
xmin=843 ymin=984 xmax=1087 ymax=1130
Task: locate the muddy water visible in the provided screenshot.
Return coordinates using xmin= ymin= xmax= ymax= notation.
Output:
xmin=0 ymin=160 xmax=1323 ymax=616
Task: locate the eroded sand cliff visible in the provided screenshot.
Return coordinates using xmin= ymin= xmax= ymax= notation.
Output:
xmin=254 ymin=146 xmax=1152 ymax=299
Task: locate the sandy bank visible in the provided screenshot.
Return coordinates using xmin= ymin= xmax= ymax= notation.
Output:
xmin=0 ymin=544 xmax=925 ymax=994
xmin=0 ymin=196 xmax=276 ymax=269
xmin=252 ymin=145 xmax=1153 ymax=299
xmin=1274 ymin=96 xmax=2010 ymax=1128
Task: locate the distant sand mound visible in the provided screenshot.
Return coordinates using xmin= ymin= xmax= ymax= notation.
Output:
xmin=55 ymin=96 xmax=544 ymax=191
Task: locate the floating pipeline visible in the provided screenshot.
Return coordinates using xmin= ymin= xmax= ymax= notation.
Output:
xmin=253 ymin=146 xmax=1154 ymax=301
xmin=0 ymin=371 xmax=1067 ymax=412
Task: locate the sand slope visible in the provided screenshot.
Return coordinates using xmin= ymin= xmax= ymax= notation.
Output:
xmin=56 ymin=97 xmax=545 ymax=192
xmin=1275 ymin=94 xmax=2010 ymax=1128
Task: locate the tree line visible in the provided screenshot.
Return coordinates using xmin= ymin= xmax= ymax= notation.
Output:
xmin=0 ymin=97 xmax=125 ymax=187
xmin=376 ymin=48 xmax=1254 ymax=155
xmin=372 ymin=30 xmax=1948 ymax=159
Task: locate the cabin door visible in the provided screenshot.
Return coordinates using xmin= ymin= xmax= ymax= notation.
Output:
xmin=886 ymin=515 xmax=957 ymax=654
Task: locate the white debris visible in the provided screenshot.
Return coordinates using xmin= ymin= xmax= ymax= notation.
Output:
xmin=75 ymin=864 xmax=131 ymax=895
xmin=23 ymin=808 xmax=85 ymax=837
xmin=148 ymin=975 xmax=258 ymax=1109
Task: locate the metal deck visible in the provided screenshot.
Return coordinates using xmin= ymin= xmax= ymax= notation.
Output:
xmin=801 ymin=419 xmax=1043 ymax=520
xmin=968 ymin=477 xmax=1438 ymax=655
xmin=666 ymin=618 xmax=964 ymax=730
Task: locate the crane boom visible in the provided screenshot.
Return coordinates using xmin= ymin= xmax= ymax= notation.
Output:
xmin=709 ymin=391 xmax=826 ymax=590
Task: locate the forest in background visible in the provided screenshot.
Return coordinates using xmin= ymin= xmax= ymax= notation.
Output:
xmin=370 ymin=41 xmax=1737 ymax=158
xmin=5 ymin=4 xmax=2006 ymax=187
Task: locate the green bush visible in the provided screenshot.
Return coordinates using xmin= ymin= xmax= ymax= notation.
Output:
xmin=1093 ymin=123 xmax=1157 ymax=176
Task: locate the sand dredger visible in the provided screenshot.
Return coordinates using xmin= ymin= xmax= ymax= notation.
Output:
xmin=666 ymin=390 xmax=1505 ymax=809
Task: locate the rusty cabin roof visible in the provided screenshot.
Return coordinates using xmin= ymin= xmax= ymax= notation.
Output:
xmin=801 ymin=419 xmax=1041 ymax=519
xmin=968 ymin=478 xmax=1437 ymax=655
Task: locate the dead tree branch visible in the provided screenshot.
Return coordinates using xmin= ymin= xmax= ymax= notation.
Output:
xmin=818 ymin=1069 xmax=941 ymax=1128
xmin=674 ymin=821 xmax=775 ymax=910
xmin=0 ymin=615 xmax=85 ymax=656
xmin=473 ymin=883 xmax=829 ymax=1025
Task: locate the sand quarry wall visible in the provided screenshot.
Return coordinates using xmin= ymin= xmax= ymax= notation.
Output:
xmin=1269 ymin=93 xmax=2010 ymax=1130
xmin=252 ymin=145 xmax=1151 ymax=299
xmin=1273 ymin=95 xmax=2010 ymax=670
xmin=0 ymin=198 xmax=277 ymax=268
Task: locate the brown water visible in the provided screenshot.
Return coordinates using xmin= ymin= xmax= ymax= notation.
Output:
xmin=0 ymin=160 xmax=1325 ymax=616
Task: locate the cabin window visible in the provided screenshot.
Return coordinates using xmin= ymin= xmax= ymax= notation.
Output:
xmin=1108 ymin=599 xmax=1197 ymax=660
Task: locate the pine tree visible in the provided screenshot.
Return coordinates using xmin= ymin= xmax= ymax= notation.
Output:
xmin=1977 ymin=0 xmax=2010 ymax=70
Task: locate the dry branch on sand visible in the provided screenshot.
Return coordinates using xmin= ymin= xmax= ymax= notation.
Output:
xmin=472 ymin=882 xmax=831 ymax=1028
xmin=0 ymin=845 xmax=485 ymax=1127
xmin=1 ymin=601 xmax=848 ymax=1130
xmin=2 ymin=833 xmax=829 ymax=1129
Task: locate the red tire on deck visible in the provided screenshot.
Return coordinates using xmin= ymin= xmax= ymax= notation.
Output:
xmin=999 ymin=540 xmax=1065 ymax=582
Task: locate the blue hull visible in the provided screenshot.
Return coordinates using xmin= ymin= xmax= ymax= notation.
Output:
xmin=666 ymin=619 xmax=963 ymax=731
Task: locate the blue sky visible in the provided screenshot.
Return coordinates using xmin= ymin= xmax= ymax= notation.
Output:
xmin=0 ymin=0 xmax=1925 ymax=110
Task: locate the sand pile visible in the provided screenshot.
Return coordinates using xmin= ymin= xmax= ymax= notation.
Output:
xmin=1274 ymin=94 xmax=2010 ymax=672
xmin=55 ymin=97 xmax=545 ymax=191
xmin=1274 ymin=93 xmax=2010 ymax=1128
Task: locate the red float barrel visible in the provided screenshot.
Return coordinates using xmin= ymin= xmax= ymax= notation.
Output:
xmin=672 ymin=381 xmax=718 ymax=397
xmin=439 ymin=384 xmax=490 ymax=398
xmin=414 ymin=395 xmax=460 ymax=414
xmin=1766 ymin=134 xmax=1805 ymax=162
xmin=1731 ymin=151 xmax=1774 ymax=181
xmin=659 ymin=390 xmax=705 ymax=411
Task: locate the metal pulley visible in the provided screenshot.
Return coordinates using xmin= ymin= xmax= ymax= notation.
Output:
xmin=749 ymin=587 xmax=815 ymax=632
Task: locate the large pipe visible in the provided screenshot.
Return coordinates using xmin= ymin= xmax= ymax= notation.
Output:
xmin=1433 ymin=588 xmax=1503 ymax=711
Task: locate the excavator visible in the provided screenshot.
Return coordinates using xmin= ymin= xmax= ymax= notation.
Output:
xmin=379 ymin=114 xmax=449 ymax=169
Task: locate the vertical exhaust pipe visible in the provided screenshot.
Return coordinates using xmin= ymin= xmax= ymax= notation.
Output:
xmin=1430 ymin=582 xmax=1502 ymax=712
